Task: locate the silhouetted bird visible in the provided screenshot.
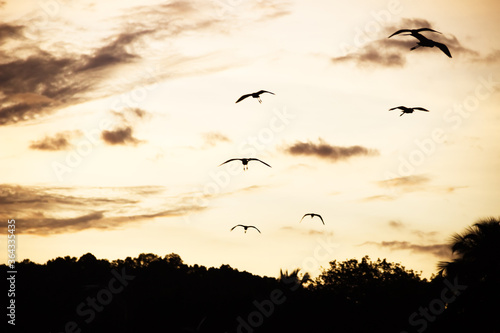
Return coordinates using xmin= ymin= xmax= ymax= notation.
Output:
xmin=389 ymin=106 xmax=429 ymax=117
xmin=236 ymin=90 xmax=275 ymax=104
xmin=231 ymin=224 xmax=261 ymax=233
xmin=219 ymin=158 xmax=271 ymax=171
xmin=300 ymin=213 xmax=325 ymax=225
xmin=388 ymin=28 xmax=452 ymax=58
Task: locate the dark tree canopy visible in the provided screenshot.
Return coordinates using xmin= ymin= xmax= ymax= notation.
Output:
xmin=3 ymin=217 xmax=498 ymax=332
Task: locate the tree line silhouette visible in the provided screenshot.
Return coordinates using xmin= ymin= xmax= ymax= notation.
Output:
xmin=3 ymin=217 xmax=498 ymax=332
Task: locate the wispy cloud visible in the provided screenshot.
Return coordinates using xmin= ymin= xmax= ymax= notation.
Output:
xmin=282 ymin=138 xmax=379 ymax=162
xmin=378 ymin=175 xmax=430 ymax=189
xmin=376 ymin=175 xmax=466 ymax=197
xmin=280 ymin=226 xmax=335 ymax=237
xmin=361 ymin=194 xmax=395 ymax=202
xmin=201 ymin=132 xmax=231 ymax=147
xmin=101 ymin=107 xmax=150 ymax=146
xmin=361 ymin=240 xmax=451 ymax=258
xmin=386 ymin=220 xmax=440 ymax=240
xmin=332 ymin=18 xmax=482 ymax=68
xmin=29 ymin=131 xmax=81 ymax=151
xmin=0 ymin=1 xmax=290 ymax=126
xmin=0 ymin=184 xmax=206 ymax=235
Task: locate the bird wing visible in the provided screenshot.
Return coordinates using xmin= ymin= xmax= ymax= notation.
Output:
xmin=413 ymin=107 xmax=429 ymax=112
xmin=235 ymin=94 xmax=251 ymax=103
xmin=388 ymin=29 xmax=414 ymax=38
xmin=315 ymin=214 xmax=325 ymax=225
xmin=257 ymin=90 xmax=275 ymax=95
xmin=231 ymin=224 xmax=244 ymax=231
xmin=249 ymin=158 xmax=272 ymax=168
xmin=300 ymin=214 xmax=310 ymax=222
xmin=389 ymin=106 xmax=404 ymax=111
xmin=219 ymin=158 xmax=240 ymax=167
xmin=415 ymin=28 xmax=442 ymax=34
xmin=249 ymin=226 xmax=261 ymax=233
xmin=434 ymin=41 xmax=452 ymax=58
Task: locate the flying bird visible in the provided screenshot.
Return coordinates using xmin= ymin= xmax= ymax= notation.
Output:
xmin=219 ymin=158 xmax=271 ymax=171
xmin=236 ymin=90 xmax=275 ymax=104
xmin=388 ymin=28 xmax=452 ymax=58
xmin=231 ymin=224 xmax=261 ymax=233
xmin=300 ymin=213 xmax=325 ymax=225
xmin=389 ymin=106 xmax=429 ymax=117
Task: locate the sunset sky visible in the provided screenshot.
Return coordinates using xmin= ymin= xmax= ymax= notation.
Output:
xmin=1 ymin=0 xmax=499 ymax=279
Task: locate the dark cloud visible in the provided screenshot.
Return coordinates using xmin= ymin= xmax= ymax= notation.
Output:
xmin=101 ymin=107 xmax=149 ymax=146
xmin=362 ymin=240 xmax=451 ymax=258
xmin=332 ymin=18 xmax=480 ymax=68
xmin=101 ymin=126 xmax=142 ymax=146
xmin=29 ymin=131 xmax=81 ymax=151
xmin=282 ymin=138 xmax=379 ymax=162
xmin=0 ymin=1 xmax=292 ymax=126
xmin=0 ymin=23 xmax=24 ymax=43
xmin=76 ymin=30 xmax=152 ymax=72
xmin=332 ymin=39 xmax=412 ymax=68
xmin=0 ymin=184 xmax=206 ymax=235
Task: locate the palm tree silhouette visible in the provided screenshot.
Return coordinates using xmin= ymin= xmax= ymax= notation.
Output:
xmin=438 ymin=217 xmax=500 ymax=280
xmin=278 ymin=268 xmax=311 ymax=290
xmin=436 ymin=217 xmax=500 ymax=332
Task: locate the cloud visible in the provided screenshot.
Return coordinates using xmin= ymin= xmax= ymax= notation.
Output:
xmin=388 ymin=220 xmax=404 ymax=229
xmin=376 ymin=175 xmax=467 ymax=198
xmin=76 ymin=30 xmax=151 ymax=72
xmin=0 ymin=1 xmax=290 ymax=126
xmin=386 ymin=220 xmax=440 ymax=240
xmin=332 ymin=18 xmax=481 ymax=68
xmin=377 ymin=175 xmax=430 ymax=189
xmin=100 ymin=107 xmax=150 ymax=146
xmin=361 ymin=194 xmax=395 ymax=202
xmin=282 ymin=138 xmax=379 ymax=162
xmin=0 ymin=184 xmax=206 ymax=235
xmin=280 ymin=226 xmax=335 ymax=237
xmin=362 ymin=240 xmax=451 ymax=258
xmin=0 ymin=23 xmax=24 ymax=43
xmin=29 ymin=131 xmax=81 ymax=151
xmin=202 ymin=132 xmax=231 ymax=147
xmin=332 ymin=38 xmax=412 ymax=68
xmin=101 ymin=126 xmax=142 ymax=146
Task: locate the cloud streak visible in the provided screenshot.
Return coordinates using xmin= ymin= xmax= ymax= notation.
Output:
xmin=0 ymin=184 xmax=206 ymax=235
xmin=362 ymin=240 xmax=451 ymax=258
xmin=282 ymin=138 xmax=379 ymax=162
xmin=0 ymin=1 xmax=291 ymax=126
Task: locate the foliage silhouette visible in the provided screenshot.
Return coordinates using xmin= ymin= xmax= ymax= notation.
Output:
xmin=3 ymin=218 xmax=498 ymax=332
xmin=434 ymin=217 xmax=500 ymax=332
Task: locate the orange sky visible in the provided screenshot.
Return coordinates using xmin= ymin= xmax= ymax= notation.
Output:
xmin=1 ymin=0 xmax=500 ymax=279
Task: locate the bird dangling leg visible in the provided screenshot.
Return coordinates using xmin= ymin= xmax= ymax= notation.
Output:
xmin=258 ymin=97 xmax=262 ymax=103
xmin=410 ymin=44 xmax=421 ymax=51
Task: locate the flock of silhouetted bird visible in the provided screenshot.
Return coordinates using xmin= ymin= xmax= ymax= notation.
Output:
xmin=223 ymin=27 xmax=451 ymax=234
